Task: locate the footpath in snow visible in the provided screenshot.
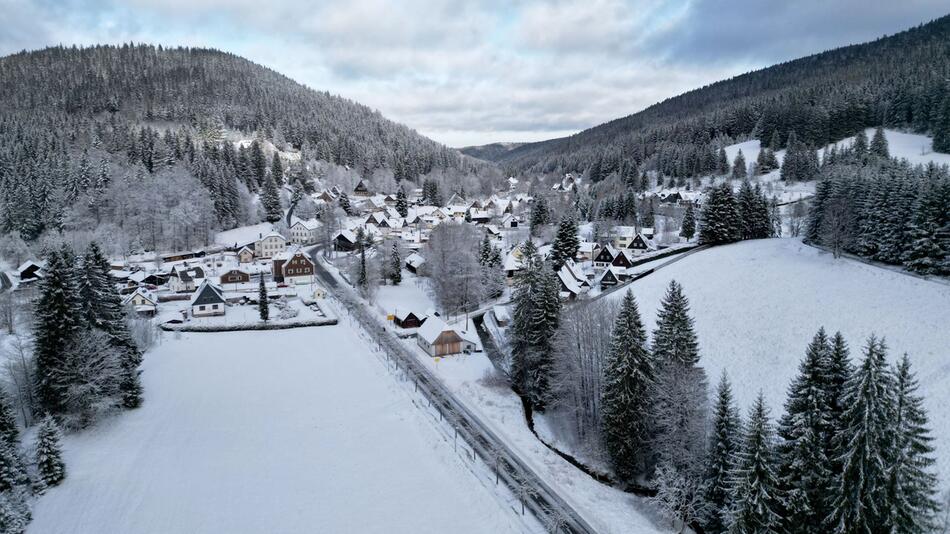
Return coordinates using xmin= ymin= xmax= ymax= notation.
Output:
xmin=28 ymin=328 xmax=528 ymax=534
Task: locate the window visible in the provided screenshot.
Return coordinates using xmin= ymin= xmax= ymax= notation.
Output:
xmin=199 ymin=305 xmax=205 ymax=311
xmin=212 ymin=304 xmax=218 ymax=309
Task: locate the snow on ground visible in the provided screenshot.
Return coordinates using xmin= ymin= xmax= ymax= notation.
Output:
xmin=831 ymin=128 xmax=950 ymax=167
xmin=604 ymin=238 xmax=950 ymax=487
xmin=373 ymin=270 xmax=436 ymax=318
xmin=29 ymin=328 xmax=529 ymax=534
xmin=402 ymin=342 xmax=670 ymax=534
xmin=214 ymin=222 xmax=275 ymax=247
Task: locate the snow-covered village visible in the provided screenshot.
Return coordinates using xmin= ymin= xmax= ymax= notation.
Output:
xmin=1 ymin=5 xmax=950 ymax=534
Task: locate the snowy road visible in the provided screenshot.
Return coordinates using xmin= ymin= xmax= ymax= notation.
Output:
xmin=28 ymin=328 xmax=527 ymax=534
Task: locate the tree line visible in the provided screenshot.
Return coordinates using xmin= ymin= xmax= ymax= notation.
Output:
xmin=531 ymin=280 xmax=941 ymax=533
xmin=807 ymin=130 xmax=949 ymax=275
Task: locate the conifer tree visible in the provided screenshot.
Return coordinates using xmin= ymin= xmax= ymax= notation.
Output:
xmin=0 ymin=438 xmax=28 ymax=495
xmin=903 ymin=183 xmax=949 ymax=275
xmin=260 ymin=172 xmax=283 ymax=223
xmin=601 ymin=290 xmax=654 ymax=481
xmin=870 ymin=127 xmax=890 ymax=158
xmin=0 ymin=394 xmax=18 ymax=450
xmin=680 ymin=203 xmax=696 ymax=240
xmin=550 ymin=216 xmax=579 ymax=270
xmin=726 ymin=393 xmax=782 ymax=534
xmin=699 ymin=183 xmax=739 ymax=245
xmin=829 ymin=336 xmax=896 ymax=533
xmin=731 ymin=150 xmax=747 ymax=180
xmin=258 ymin=274 xmax=269 ymax=322
xmin=389 ymin=243 xmax=402 ymax=285
xmin=530 ymin=196 xmax=550 ymax=235
xmin=885 ymin=355 xmax=940 ymax=533
xmin=777 ymin=328 xmax=834 ymax=533
xmin=852 ymin=129 xmax=869 ymax=160
xmin=717 ymin=147 xmax=730 ymax=175
xmin=651 ymin=280 xmax=699 ymax=367
xmin=704 ymin=372 xmax=741 ymax=534
xmin=357 ymin=229 xmax=368 ymax=291
xmin=271 ymin=152 xmax=283 ymax=184
xmin=737 ymin=181 xmax=758 ymax=240
xmin=79 ymin=242 xmax=142 ymax=409
xmin=34 ymin=415 xmax=66 ymax=489
xmin=33 ymin=247 xmax=83 ymax=415
xmin=510 ymin=242 xmax=560 ymax=411
xmin=395 ymin=189 xmax=408 ymax=218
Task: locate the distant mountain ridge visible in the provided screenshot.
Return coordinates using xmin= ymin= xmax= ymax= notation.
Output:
xmin=480 ymin=15 xmax=950 ymax=177
xmin=458 ymin=142 xmax=524 ymax=162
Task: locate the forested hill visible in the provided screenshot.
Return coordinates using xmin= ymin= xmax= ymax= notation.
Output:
xmin=0 ymin=45 xmax=460 ymax=175
xmin=0 ymin=45 xmax=467 ymax=250
xmin=480 ymin=14 xmax=950 ymax=177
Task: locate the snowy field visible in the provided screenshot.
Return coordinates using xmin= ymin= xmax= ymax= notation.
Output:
xmin=28 ymin=328 xmax=527 ymax=534
xmin=604 ymin=238 xmax=950 ymax=487
xmin=373 ymin=270 xmax=436 ymax=318
xmin=214 ymin=222 xmax=275 ymax=247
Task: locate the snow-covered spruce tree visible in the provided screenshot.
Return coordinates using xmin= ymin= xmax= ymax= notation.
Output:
xmin=736 ymin=181 xmax=757 ymax=240
xmin=886 ymin=355 xmax=939 ymax=533
xmin=0 ymin=394 xmax=18 ymax=449
xmin=704 ymin=372 xmax=741 ymax=534
xmin=699 ymin=183 xmax=739 ymax=245
xmin=79 ymin=242 xmax=143 ymax=409
xmin=258 ymin=274 xmax=269 ymax=322
xmin=680 ymin=203 xmax=695 ymax=241
xmin=903 ymin=182 xmax=949 ymax=275
xmin=33 ymin=247 xmax=83 ymax=416
xmin=600 ymin=290 xmax=655 ymax=482
xmin=395 ymin=189 xmax=408 ymax=218
xmin=776 ymin=328 xmax=834 ymax=533
xmin=478 ymin=235 xmax=505 ymax=300
xmin=338 ymin=192 xmax=353 ymax=216
xmin=651 ymin=280 xmax=699 ymax=368
xmin=550 ymin=215 xmax=579 ymax=271
xmin=0 ymin=490 xmax=30 ymax=534
xmin=270 ymin=152 xmax=283 ymax=184
xmin=34 ymin=415 xmax=66 ymax=489
xmin=0 ymin=433 xmax=28 ymax=494
xmin=651 ymin=281 xmax=707 ymax=488
xmin=260 ymin=172 xmax=283 ymax=223
xmin=357 ymin=229 xmax=369 ymax=292
xmin=870 ymin=127 xmax=890 ymax=159
xmin=823 ymin=331 xmax=853 ymax=481
xmin=530 ymin=196 xmax=550 ymax=236
xmin=731 ymin=150 xmax=747 ymax=180
xmin=828 ymin=336 xmax=895 ymax=533
xmin=725 ymin=393 xmax=782 ymax=534
xmin=717 ymin=147 xmax=730 ymax=175
xmin=509 ymin=242 xmax=561 ymax=411
xmin=389 ymin=243 xmax=402 ymax=285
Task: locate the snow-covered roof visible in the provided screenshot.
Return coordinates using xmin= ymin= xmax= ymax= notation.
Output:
xmin=557 ymin=267 xmax=581 ymax=295
xmin=406 ymin=252 xmax=426 ymax=269
xmin=123 ymin=287 xmax=157 ymax=306
xmin=417 ymin=315 xmax=451 ymax=344
xmin=189 ymin=280 xmax=226 ymax=307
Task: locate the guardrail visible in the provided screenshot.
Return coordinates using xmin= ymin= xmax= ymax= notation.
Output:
xmin=311 ymin=253 xmax=599 ymax=534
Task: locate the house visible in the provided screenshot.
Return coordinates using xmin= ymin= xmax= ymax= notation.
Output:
xmin=219 ymin=269 xmax=251 ymax=285
xmin=353 ymin=179 xmax=372 ymax=197
xmin=238 ymin=246 xmax=255 ymax=263
xmin=190 ymin=280 xmax=227 ymax=317
xmin=405 ymin=252 xmax=426 ymax=274
xmin=122 ymin=287 xmax=157 ymax=317
xmin=393 ymin=308 xmax=426 ymax=329
xmin=446 ymin=192 xmax=465 ymax=206
xmin=169 ymin=270 xmax=193 ymax=293
xmin=254 ymin=232 xmax=287 ymax=259
xmin=316 ymin=189 xmax=337 ymax=203
xmin=289 ymin=218 xmax=321 ymax=245
xmin=627 ymin=232 xmax=653 ymax=252
xmin=492 ymin=305 xmax=510 ymax=327
xmin=272 ymin=247 xmax=315 ymax=284
xmin=577 ymin=242 xmax=598 ymax=262
xmin=593 ymin=245 xmax=618 ymax=268
xmin=468 ymin=209 xmax=491 ymax=224
xmin=500 ymin=213 xmax=518 ymax=228
xmin=334 ymin=230 xmax=359 ymax=252
xmin=416 ymin=316 xmax=476 ymax=357
xmin=597 ymin=267 xmax=622 ymax=288
xmin=17 ymin=261 xmax=44 ymax=282
xmin=557 ymin=267 xmax=582 ymax=300
xmin=611 ymin=249 xmax=635 ymax=269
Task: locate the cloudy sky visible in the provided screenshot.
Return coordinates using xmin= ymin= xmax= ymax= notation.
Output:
xmin=2 ymin=1 xmax=947 ymax=147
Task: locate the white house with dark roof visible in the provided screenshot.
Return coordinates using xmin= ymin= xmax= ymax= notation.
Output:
xmin=190 ymin=280 xmax=227 ymax=317
xmin=123 ymin=287 xmax=158 ymax=316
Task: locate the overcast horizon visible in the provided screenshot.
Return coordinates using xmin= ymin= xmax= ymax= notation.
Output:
xmin=2 ymin=1 xmax=947 ymax=147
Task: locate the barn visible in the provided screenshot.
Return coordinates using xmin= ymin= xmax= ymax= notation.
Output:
xmin=416 ymin=316 xmax=475 ymax=357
